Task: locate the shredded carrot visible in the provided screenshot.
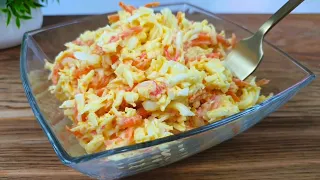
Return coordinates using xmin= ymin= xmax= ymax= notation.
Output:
xmin=119 ymin=101 xmax=128 ymax=111
xmin=104 ymin=140 xmax=112 ymax=147
xmin=163 ymin=46 xmax=180 ymax=61
xmin=119 ymin=115 xmax=143 ymax=129
xmin=108 ymin=14 xmax=120 ymax=23
xmin=66 ymin=126 xmax=83 ymax=138
xmin=206 ymin=52 xmax=221 ymax=59
xmin=109 ymin=35 xmax=120 ymax=43
xmin=186 ymin=56 xmax=201 ymax=62
xmin=164 ymin=46 xmax=171 ymax=59
xmin=52 ymin=51 xmax=75 ymax=83
xmin=197 ymin=32 xmax=212 ymax=41
xmin=73 ymin=131 xmax=83 ymax=138
xmin=173 ymin=50 xmax=180 ymax=61
xmin=110 ymin=55 xmax=119 ymax=64
xmin=73 ymin=39 xmax=94 ymax=46
xmin=92 ymin=45 xmax=104 ymax=55
xmin=130 ymin=26 xmax=143 ymax=33
xmin=125 ymin=127 xmax=134 ymax=140
xmin=191 ymin=40 xmax=212 ymax=46
xmin=132 ymin=58 xmax=151 ymax=70
xmin=231 ymin=33 xmax=237 ymax=48
xmin=52 ymin=63 xmax=62 ymax=85
xmin=91 ymin=75 xmax=110 ymax=90
xmin=217 ymin=34 xmax=231 ymax=47
xmin=212 ymin=95 xmax=221 ymax=109
xmin=82 ymin=137 xmax=90 ymax=143
xmin=96 ymin=106 xmax=111 ymax=117
xmin=256 ymin=79 xmax=270 ymax=86
xmin=72 ymin=39 xmax=84 ymax=46
xmin=144 ymin=2 xmax=160 ymax=8
xmin=232 ymin=78 xmax=250 ymax=87
xmin=88 ymin=74 xmax=100 ymax=89
xmin=140 ymin=52 xmax=147 ymax=60
xmin=110 ymin=56 xmax=119 ymax=64
xmin=101 ymin=125 xmax=106 ymax=130
xmin=137 ymin=107 xmax=151 ymax=119
xmin=226 ymin=90 xmax=240 ymax=102
xmin=96 ymin=88 xmax=105 ymax=97
xmin=120 ymin=26 xmax=143 ymax=38
xmin=81 ymin=113 xmax=88 ymax=122
xmin=119 ymin=2 xmax=136 ymax=14
xmin=191 ymin=32 xmax=212 ymax=46
xmin=98 ymin=76 xmax=110 ymax=89
xmin=128 ymin=5 xmax=136 ymax=11
xmin=150 ymin=81 xmax=166 ymax=97
xmin=86 ymin=40 xmax=94 ymax=46
xmin=73 ymin=102 xmax=87 ymax=123
xmin=133 ymin=52 xmax=150 ymax=69
xmin=74 ymin=66 xmax=94 ymax=79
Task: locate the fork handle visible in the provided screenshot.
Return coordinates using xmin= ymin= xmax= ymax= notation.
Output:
xmin=258 ymin=0 xmax=304 ymax=36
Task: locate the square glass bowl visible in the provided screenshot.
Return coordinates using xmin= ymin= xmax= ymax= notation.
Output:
xmin=20 ymin=3 xmax=315 ymax=180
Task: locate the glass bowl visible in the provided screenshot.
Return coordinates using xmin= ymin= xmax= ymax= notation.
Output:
xmin=20 ymin=3 xmax=315 ymax=180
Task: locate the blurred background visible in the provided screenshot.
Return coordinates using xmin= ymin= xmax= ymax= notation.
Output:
xmin=43 ymin=0 xmax=320 ymax=15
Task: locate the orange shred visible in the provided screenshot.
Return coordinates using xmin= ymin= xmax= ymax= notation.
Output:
xmin=125 ymin=127 xmax=134 ymax=140
xmin=120 ymin=26 xmax=143 ymax=38
xmin=256 ymin=79 xmax=270 ymax=86
xmin=132 ymin=58 xmax=151 ymax=70
xmin=119 ymin=115 xmax=143 ymax=130
xmin=73 ymin=39 xmax=85 ymax=46
xmin=109 ymin=36 xmax=120 ymax=43
xmin=212 ymin=95 xmax=222 ymax=109
xmin=226 ymin=90 xmax=241 ymax=102
xmin=140 ymin=52 xmax=147 ymax=60
xmin=52 ymin=52 xmax=75 ymax=84
xmin=191 ymin=32 xmax=212 ymax=46
xmin=110 ymin=55 xmax=118 ymax=64
xmin=217 ymin=34 xmax=231 ymax=47
xmin=119 ymin=1 xmax=136 ymax=14
xmin=52 ymin=63 xmax=62 ymax=85
xmin=232 ymin=78 xmax=250 ymax=87
xmin=231 ymin=33 xmax=237 ymax=48
xmin=150 ymin=81 xmax=166 ymax=97
xmin=96 ymin=88 xmax=105 ymax=97
xmin=72 ymin=131 xmax=83 ymax=138
xmin=197 ymin=32 xmax=212 ymax=41
xmin=137 ymin=107 xmax=151 ymax=119
xmin=191 ymin=40 xmax=212 ymax=46
xmin=206 ymin=52 xmax=221 ymax=59
xmin=74 ymin=66 xmax=94 ymax=79
xmin=164 ymin=46 xmax=171 ymax=59
xmin=145 ymin=2 xmax=160 ymax=8
xmin=108 ymin=14 xmax=120 ymax=23
xmin=66 ymin=126 xmax=83 ymax=138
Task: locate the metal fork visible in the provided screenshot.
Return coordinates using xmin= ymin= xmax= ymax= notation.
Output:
xmin=224 ymin=0 xmax=304 ymax=80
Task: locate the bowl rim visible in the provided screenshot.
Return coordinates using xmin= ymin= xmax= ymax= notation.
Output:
xmin=20 ymin=2 xmax=316 ymax=164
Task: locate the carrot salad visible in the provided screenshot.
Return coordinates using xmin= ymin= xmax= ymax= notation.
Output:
xmin=45 ymin=2 xmax=271 ymax=154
